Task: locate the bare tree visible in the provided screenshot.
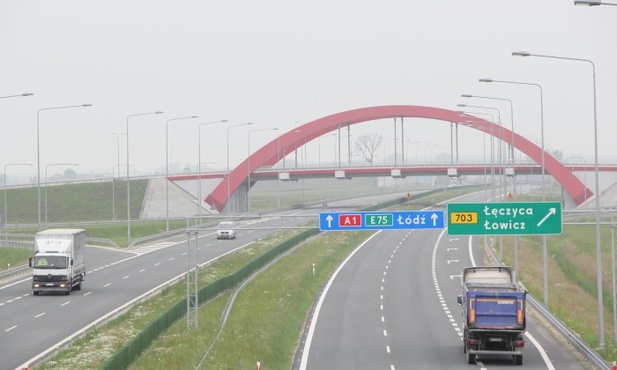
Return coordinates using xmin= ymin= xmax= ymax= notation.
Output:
xmin=354 ymin=133 xmax=382 ymax=165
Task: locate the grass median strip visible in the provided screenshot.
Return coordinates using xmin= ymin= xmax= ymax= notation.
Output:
xmin=129 ymin=230 xmax=372 ymax=369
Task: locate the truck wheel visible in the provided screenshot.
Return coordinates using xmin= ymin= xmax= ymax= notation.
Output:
xmin=467 ymin=352 xmax=475 ymax=364
xmin=514 ymin=354 xmax=523 ymax=365
xmin=65 ymin=289 xmax=71 ymax=295
xmin=33 ymin=291 xmax=39 ymax=296
xmin=74 ymin=278 xmax=82 ymax=291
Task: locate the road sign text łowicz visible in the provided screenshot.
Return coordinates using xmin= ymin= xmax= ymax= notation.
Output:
xmin=447 ymin=202 xmax=562 ymax=235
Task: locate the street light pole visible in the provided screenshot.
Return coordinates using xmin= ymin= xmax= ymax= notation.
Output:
xmin=226 ymin=122 xmax=253 ymax=213
xmin=126 ymin=111 xmax=163 ymax=244
xmin=574 ymin=0 xmax=617 ymax=5
xmin=3 ymin=163 xmax=32 ymax=241
xmin=198 ymin=120 xmax=228 ymax=218
xmin=112 ymin=164 xmax=127 ymax=221
xmin=45 ymin=163 xmax=78 ymax=226
xmin=464 ymin=93 xmax=516 ymax=192
xmin=112 ymin=132 xmax=125 ymax=221
xmin=166 ymin=115 xmax=199 ymax=232
xmin=457 ymin=103 xmax=501 ymax=200
xmin=248 ymin=128 xmax=278 ymax=212
xmin=0 ymin=92 xmax=33 ymax=100
xmin=458 ymin=111 xmax=494 ymax=210
xmin=463 ymin=93 xmax=521 ymax=281
xmin=37 ymin=104 xmax=92 ymax=230
xmin=513 ymin=50 xmax=604 ymax=348
xmin=479 ymin=78 xmax=548 ymax=301
xmin=461 ymin=97 xmax=508 ymax=199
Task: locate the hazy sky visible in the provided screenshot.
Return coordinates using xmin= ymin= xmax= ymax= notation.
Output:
xmin=1 ymin=1 xmax=615 ymax=181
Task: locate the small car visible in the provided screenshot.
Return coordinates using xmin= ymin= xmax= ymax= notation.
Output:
xmin=216 ymin=221 xmax=236 ymax=239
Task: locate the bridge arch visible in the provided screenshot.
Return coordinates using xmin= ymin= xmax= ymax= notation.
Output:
xmin=205 ymin=105 xmax=590 ymax=211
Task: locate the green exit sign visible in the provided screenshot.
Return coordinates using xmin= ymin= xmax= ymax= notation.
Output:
xmin=364 ymin=213 xmax=393 ymax=227
xmin=447 ymin=202 xmax=562 ymax=236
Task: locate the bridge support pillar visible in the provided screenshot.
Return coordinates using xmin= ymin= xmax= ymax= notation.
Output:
xmin=223 ymin=183 xmax=249 ymax=214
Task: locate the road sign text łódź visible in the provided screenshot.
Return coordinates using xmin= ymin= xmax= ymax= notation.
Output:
xmin=319 ymin=211 xmax=444 ymax=231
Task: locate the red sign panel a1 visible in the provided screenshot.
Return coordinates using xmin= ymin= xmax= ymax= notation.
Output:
xmin=338 ymin=214 xmax=361 ymax=227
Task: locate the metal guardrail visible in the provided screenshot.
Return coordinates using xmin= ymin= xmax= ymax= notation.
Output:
xmin=527 ymin=294 xmax=610 ymax=369
xmin=483 ymin=236 xmax=611 ymax=370
xmin=0 ymin=265 xmax=30 ymax=282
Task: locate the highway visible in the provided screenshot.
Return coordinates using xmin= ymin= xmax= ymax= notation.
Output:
xmin=0 ymin=191 xmax=594 ymax=370
xmin=297 ymin=191 xmax=591 ymax=369
xmin=0 ymin=193 xmax=400 ymax=370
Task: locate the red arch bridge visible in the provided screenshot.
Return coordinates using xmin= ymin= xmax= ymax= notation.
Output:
xmin=165 ymin=105 xmax=617 ymax=214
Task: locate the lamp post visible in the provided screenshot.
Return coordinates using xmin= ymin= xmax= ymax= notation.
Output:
xmin=45 ymin=163 xmax=78 ymax=226
xmin=574 ymin=0 xmax=617 ymax=5
xmin=3 ymin=163 xmax=32 ymax=240
xmin=463 ymin=92 xmax=521 ymax=281
xmin=226 ymin=122 xmax=253 ymax=213
xmin=457 ymin=105 xmax=506 ymax=263
xmin=0 ymin=92 xmax=33 ymax=100
xmin=460 ymin=98 xmax=507 ymax=200
xmin=112 ymin=132 xmax=125 ymax=221
xmin=1 ymin=93 xmax=34 ymax=235
xmin=248 ymin=128 xmax=278 ymax=212
xmin=479 ymin=78 xmax=548 ymax=300
xmin=166 ymin=115 xmax=199 ymax=231
xmin=459 ymin=111 xmax=494 ymax=206
xmin=37 ymin=104 xmax=92 ymax=230
xmin=457 ymin=103 xmax=501 ymax=200
xmin=464 ymin=93 xmax=516 ymax=194
xmin=126 ymin=111 xmax=163 ymax=244
xmin=513 ymin=50 xmax=604 ymax=348
xmin=112 ymin=164 xmax=127 ymax=222
xmin=198 ymin=120 xmax=228 ymax=218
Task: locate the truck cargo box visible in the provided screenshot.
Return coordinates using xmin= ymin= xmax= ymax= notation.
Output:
xmin=458 ymin=266 xmax=526 ymax=365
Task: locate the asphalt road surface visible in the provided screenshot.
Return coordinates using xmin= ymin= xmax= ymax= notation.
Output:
xmin=297 ymin=191 xmax=591 ymax=369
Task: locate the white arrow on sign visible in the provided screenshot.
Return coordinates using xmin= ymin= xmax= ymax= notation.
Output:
xmin=431 ymin=212 xmax=439 ymax=226
xmin=537 ymin=207 xmax=556 ymax=227
xmin=326 ymin=214 xmax=334 ymax=228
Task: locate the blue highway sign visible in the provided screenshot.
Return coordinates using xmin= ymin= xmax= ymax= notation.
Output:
xmin=319 ymin=211 xmax=445 ymax=231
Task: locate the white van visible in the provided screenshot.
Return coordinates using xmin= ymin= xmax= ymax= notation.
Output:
xmin=216 ymin=221 xmax=236 ymax=239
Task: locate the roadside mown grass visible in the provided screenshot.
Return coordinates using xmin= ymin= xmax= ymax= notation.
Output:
xmin=129 ymin=230 xmax=371 ymax=370
xmin=498 ymin=222 xmax=617 ymax=358
xmin=0 ymin=247 xmax=32 ymax=271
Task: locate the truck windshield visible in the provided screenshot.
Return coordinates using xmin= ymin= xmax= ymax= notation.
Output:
xmin=34 ymin=256 xmax=67 ymax=269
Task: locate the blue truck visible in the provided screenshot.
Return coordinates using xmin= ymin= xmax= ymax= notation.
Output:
xmin=457 ymin=266 xmax=527 ymax=365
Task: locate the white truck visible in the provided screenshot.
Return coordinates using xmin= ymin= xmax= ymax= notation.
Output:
xmin=29 ymin=229 xmax=86 ymax=296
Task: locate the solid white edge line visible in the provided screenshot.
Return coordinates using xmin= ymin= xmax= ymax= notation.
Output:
xmin=298 ymin=231 xmax=382 ymax=370
xmin=526 ymin=332 xmax=556 ymax=370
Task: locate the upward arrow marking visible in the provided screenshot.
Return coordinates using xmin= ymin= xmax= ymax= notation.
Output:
xmin=326 ymin=214 xmax=333 ymax=228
